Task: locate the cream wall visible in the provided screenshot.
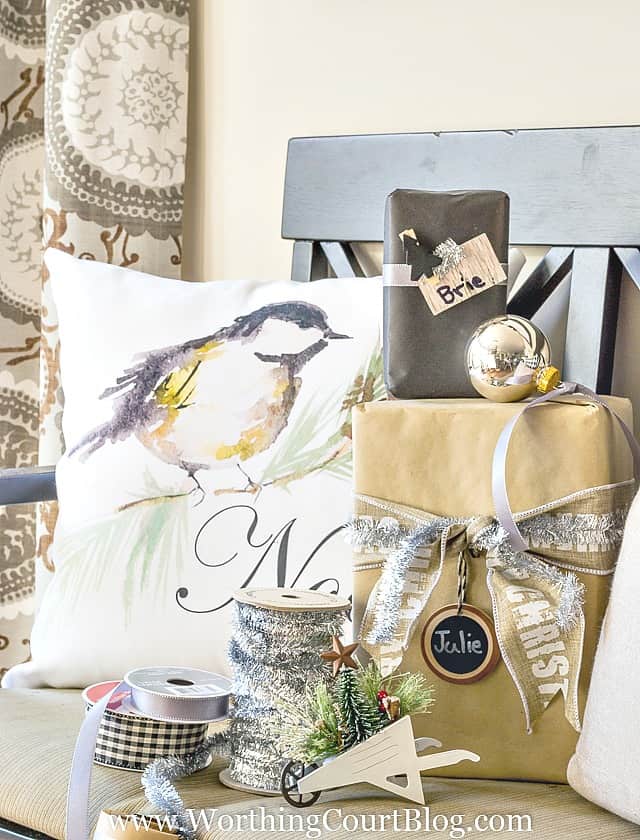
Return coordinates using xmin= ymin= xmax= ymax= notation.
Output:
xmin=182 ymin=0 xmax=640 ymax=408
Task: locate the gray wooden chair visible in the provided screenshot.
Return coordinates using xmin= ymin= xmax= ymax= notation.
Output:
xmin=3 ymin=125 xmax=640 ymax=510
xmin=1 ymin=125 xmax=640 ymax=839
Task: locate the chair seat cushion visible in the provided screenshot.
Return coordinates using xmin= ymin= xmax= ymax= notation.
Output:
xmin=0 ymin=688 xmax=637 ymax=840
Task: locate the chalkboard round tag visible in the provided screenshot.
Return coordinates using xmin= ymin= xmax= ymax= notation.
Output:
xmin=421 ymin=604 xmax=500 ymax=684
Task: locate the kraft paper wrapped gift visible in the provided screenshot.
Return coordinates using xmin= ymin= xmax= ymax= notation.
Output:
xmin=351 ymin=397 xmax=635 ymax=783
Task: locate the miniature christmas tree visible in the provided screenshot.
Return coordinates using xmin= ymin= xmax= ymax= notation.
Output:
xmin=336 ymin=666 xmax=384 ymax=748
xmin=274 ymin=637 xmax=434 ymax=764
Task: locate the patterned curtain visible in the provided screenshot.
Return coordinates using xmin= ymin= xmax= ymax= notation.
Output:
xmin=0 ymin=1 xmax=45 ymax=680
xmin=0 ymin=0 xmax=190 ymax=679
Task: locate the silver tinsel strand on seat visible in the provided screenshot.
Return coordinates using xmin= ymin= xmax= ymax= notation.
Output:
xmin=142 ymin=599 xmax=344 ymax=839
xmin=141 ymin=732 xmax=227 ymax=840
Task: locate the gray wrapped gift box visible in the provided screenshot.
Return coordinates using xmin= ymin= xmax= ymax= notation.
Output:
xmin=383 ymin=189 xmax=509 ymax=398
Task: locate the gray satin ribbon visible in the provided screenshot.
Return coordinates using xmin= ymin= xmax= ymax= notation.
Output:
xmin=130 ymin=684 xmax=230 ymax=723
xmin=383 ymin=262 xmax=509 ymax=288
xmin=66 ymin=687 xmax=117 ymax=840
xmin=66 ymin=672 xmax=231 ymax=839
xmin=383 ymin=263 xmax=413 ymax=286
xmin=492 ymin=381 xmax=640 ymax=552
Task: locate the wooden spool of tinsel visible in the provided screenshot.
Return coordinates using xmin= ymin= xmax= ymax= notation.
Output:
xmin=142 ymin=588 xmax=350 ymax=838
xmin=219 ymin=587 xmax=350 ymax=794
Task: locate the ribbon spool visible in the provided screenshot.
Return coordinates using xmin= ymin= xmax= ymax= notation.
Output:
xmin=83 ymin=680 xmax=212 ymax=773
xmin=218 ymin=587 xmax=350 ymax=795
xmin=82 ymin=669 xmax=231 ymax=773
xmin=125 ymin=666 xmax=232 ymax=723
xmin=68 ymin=665 xmax=232 ymax=840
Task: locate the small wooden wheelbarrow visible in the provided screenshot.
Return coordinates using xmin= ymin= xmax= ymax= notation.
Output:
xmin=281 ymin=715 xmax=480 ymax=807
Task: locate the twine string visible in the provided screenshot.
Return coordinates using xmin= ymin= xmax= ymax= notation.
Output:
xmin=456 ymin=550 xmax=468 ymax=614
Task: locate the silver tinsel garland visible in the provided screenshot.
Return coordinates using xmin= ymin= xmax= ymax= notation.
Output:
xmin=518 ymin=509 xmax=628 ymax=550
xmin=227 ymin=601 xmax=344 ymax=790
xmin=350 ymin=516 xmax=460 ymax=645
xmin=346 ymin=504 xmax=630 ymax=643
xmin=433 ymin=238 xmax=465 ymax=276
xmin=142 ymin=599 xmax=344 ymax=839
xmin=141 ymin=732 xmax=227 ymax=840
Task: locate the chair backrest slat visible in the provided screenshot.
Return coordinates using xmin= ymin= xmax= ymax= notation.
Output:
xmin=282 ymin=126 xmax=640 ymax=246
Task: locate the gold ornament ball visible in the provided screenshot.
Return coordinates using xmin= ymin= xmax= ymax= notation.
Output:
xmin=465 ymin=315 xmax=557 ymax=403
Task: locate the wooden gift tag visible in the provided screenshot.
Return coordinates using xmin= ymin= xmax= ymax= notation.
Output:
xmin=420 ymin=604 xmax=500 ymax=685
xmin=418 ymin=233 xmax=506 ymax=316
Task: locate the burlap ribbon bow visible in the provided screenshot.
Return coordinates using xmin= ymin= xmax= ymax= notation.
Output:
xmin=350 ymin=480 xmax=634 ymax=733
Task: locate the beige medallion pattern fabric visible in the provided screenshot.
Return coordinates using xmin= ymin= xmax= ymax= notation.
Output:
xmin=38 ymin=0 xmax=190 ymax=588
xmin=0 ymin=0 xmax=45 ymax=679
xmin=0 ymin=0 xmax=190 ymax=676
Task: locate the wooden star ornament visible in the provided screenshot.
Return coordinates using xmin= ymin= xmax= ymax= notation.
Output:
xmin=320 ymin=635 xmax=359 ymax=676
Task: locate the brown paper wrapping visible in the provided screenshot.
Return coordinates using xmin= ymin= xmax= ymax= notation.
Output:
xmin=352 ymin=397 xmax=634 ymax=783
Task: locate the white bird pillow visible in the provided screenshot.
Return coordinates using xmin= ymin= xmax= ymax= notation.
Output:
xmin=5 ymin=249 xmax=383 ymax=688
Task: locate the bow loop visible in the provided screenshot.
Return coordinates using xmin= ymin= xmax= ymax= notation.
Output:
xmin=465 ymin=516 xmax=502 ymax=555
xmin=440 ymin=516 xmax=504 ymax=557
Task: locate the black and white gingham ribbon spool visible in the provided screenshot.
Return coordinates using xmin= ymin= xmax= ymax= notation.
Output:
xmin=83 ymin=682 xmax=210 ymax=772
